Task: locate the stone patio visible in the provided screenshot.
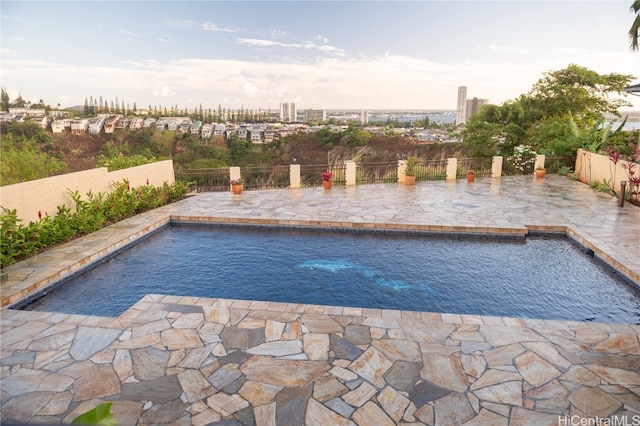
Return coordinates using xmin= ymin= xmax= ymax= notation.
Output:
xmin=1 ymin=175 xmax=639 ymax=425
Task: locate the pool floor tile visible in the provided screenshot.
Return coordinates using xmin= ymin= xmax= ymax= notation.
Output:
xmin=2 ymin=176 xmax=640 ymax=424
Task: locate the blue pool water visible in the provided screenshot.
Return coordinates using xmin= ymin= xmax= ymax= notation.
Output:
xmin=21 ymin=225 xmax=640 ymax=323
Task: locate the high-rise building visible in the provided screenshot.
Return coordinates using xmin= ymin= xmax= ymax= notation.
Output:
xmin=360 ymin=111 xmax=369 ymax=125
xmin=465 ymin=97 xmax=489 ymax=123
xmin=280 ymin=102 xmax=296 ymax=122
xmin=456 ymin=86 xmax=467 ymax=125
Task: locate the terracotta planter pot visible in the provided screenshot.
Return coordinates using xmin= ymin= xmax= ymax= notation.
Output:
xmin=231 ymin=184 xmax=243 ymax=194
xmin=405 ymin=175 xmax=416 ymax=185
xmin=467 ymin=171 xmax=476 ymax=183
xmin=323 ymin=180 xmax=333 ymax=190
xmin=535 ymin=169 xmax=546 ymax=178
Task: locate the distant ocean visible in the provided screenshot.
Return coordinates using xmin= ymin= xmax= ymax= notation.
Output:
xmin=611 ymin=121 xmax=640 ymax=131
xmin=368 ymin=112 xmax=456 ymax=124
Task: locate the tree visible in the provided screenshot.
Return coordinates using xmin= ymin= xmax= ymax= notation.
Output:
xmin=13 ymin=93 xmax=25 ymax=108
xmin=340 ymin=125 xmax=372 ymax=148
xmin=0 ymin=124 xmax=63 ymax=185
xmin=461 ymin=65 xmax=635 ymax=156
xmin=631 ymin=0 xmax=640 ymax=51
xmin=529 ymin=64 xmax=634 ymax=124
xmin=1 ymin=87 xmax=9 ymax=111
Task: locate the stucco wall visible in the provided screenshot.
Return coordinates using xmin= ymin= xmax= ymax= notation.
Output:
xmin=575 ymin=149 xmax=637 ymax=193
xmin=0 ymin=160 xmax=175 ymax=223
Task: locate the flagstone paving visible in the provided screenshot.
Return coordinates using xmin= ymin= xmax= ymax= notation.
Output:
xmin=1 ymin=175 xmax=639 ymax=425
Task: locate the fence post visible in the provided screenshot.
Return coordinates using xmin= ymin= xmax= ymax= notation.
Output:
xmin=229 ymin=166 xmax=241 ymax=191
xmin=290 ymin=164 xmax=301 ymax=189
xmin=446 ymin=158 xmax=457 ymax=180
xmin=398 ymin=160 xmax=407 ymax=183
xmin=492 ymin=156 xmax=503 ymax=177
xmin=345 ymin=161 xmax=357 ymax=186
xmin=534 ymin=154 xmax=546 ymax=173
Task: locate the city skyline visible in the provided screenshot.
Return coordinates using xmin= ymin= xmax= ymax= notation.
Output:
xmin=2 ymin=1 xmax=640 ymax=111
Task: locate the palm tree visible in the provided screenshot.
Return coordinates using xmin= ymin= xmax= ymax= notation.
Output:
xmin=631 ymin=0 xmax=640 ymax=51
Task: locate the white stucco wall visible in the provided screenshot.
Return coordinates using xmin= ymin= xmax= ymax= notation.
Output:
xmin=0 ymin=160 xmax=175 ymax=223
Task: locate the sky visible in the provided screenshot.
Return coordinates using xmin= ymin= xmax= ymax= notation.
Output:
xmin=2 ymin=1 xmax=639 ymax=112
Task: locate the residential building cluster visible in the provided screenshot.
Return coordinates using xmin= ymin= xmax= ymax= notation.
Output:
xmin=1 ymin=99 xmax=469 ymax=144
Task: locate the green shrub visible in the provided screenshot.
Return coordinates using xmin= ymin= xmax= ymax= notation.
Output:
xmin=0 ymin=180 xmax=188 ymax=267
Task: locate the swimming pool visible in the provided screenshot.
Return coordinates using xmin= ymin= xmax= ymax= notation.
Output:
xmin=20 ymin=224 xmax=640 ymax=323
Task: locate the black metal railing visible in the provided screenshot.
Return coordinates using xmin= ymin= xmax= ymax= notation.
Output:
xmin=174 ymin=168 xmax=229 ymax=192
xmin=175 ymin=155 xmax=577 ymax=191
xmin=456 ymin=158 xmax=493 ymax=178
xmin=300 ymin=164 xmax=346 ymax=187
xmin=358 ymin=162 xmax=398 ymax=184
xmin=416 ymin=159 xmax=448 ymax=181
xmin=241 ymin=166 xmax=290 ymax=190
xmin=544 ymin=156 xmax=576 ymax=173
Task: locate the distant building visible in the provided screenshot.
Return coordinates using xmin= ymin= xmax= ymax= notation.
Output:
xmin=70 ymin=118 xmax=89 ymax=135
xmin=104 ymin=116 xmax=119 ymax=134
xmin=51 ymin=119 xmax=70 ymax=133
xmin=250 ymin=124 xmax=263 ymax=143
xmin=304 ymin=109 xmax=326 ymax=123
xmin=456 ymin=86 xmax=467 ymax=125
xmin=361 ymin=111 xmax=369 ymax=125
xmin=88 ymin=116 xmax=105 ymax=134
xmin=280 ymin=102 xmax=296 ymax=122
xmin=465 ymin=97 xmax=489 ymax=123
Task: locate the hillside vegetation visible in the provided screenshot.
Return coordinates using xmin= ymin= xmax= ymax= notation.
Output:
xmin=0 ymin=120 xmax=462 ymax=185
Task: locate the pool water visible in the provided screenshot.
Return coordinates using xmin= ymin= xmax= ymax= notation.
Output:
xmin=21 ymin=225 xmax=640 ymax=323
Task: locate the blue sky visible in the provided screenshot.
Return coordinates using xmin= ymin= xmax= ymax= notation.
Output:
xmin=2 ymin=1 xmax=639 ymax=111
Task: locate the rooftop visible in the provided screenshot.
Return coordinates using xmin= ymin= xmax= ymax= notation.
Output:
xmin=1 ymin=176 xmax=639 ymax=424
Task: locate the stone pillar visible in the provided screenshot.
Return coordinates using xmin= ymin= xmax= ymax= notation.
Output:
xmin=534 ymin=154 xmax=546 ymax=172
xmin=398 ymin=160 xmax=407 ymax=183
xmin=345 ymin=161 xmax=357 ymax=186
xmin=446 ymin=158 xmax=457 ymax=180
xmin=290 ymin=164 xmax=301 ymax=189
xmin=492 ymin=156 xmax=503 ymax=177
xmin=229 ymin=166 xmax=241 ymax=191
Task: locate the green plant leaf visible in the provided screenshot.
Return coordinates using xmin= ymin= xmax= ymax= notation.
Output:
xmin=71 ymin=402 xmax=118 ymax=425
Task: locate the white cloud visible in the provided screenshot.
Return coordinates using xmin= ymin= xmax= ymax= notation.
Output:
xmin=242 ymin=82 xmax=260 ymax=97
xmin=165 ymin=19 xmax=199 ymax=29
xmin=115 ymin=28 xmax=139 ymax=38
xmin=236 ymin=38 xmax=346 ymax=55
xmin=202 ymin=22 xmax=240 ymax=33
xmin=270 ymin=30 xmax=287 ymax=38
xmin=9 ymin=36 xmax=36 ymax=42
xmin=152 ymin=86 xmax=174 ymax=97
xmin=1 ymin=14 xmax=24 ymax=22
xmin=312 ymin=34 xmax=329 ymax=44
xmin=2 ymin=44 xmax=639 ymax=110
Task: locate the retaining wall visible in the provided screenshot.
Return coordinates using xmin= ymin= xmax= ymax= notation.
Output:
xmin=0 ymin=160 xmax=175 ymax=223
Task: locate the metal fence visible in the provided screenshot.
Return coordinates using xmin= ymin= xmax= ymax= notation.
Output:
xmin=175 ymin=155 xmax=577 ymax=192
xmin=358 ymin=162 xmax=398 ymax=184
xmin=544 ymin=156 xmax=576 ymax=173
xmin=300 ymin=164 xmax=346 ymax=187
xmin=174 ymin=168 xmax=229 ymax=192
xmin=416 ymin=159 xmax=448 ymax=181
xmin=456 ymin=158 xmax=493 ymax=178
xmin=241 ymin=166 xmax=290 ymax=190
